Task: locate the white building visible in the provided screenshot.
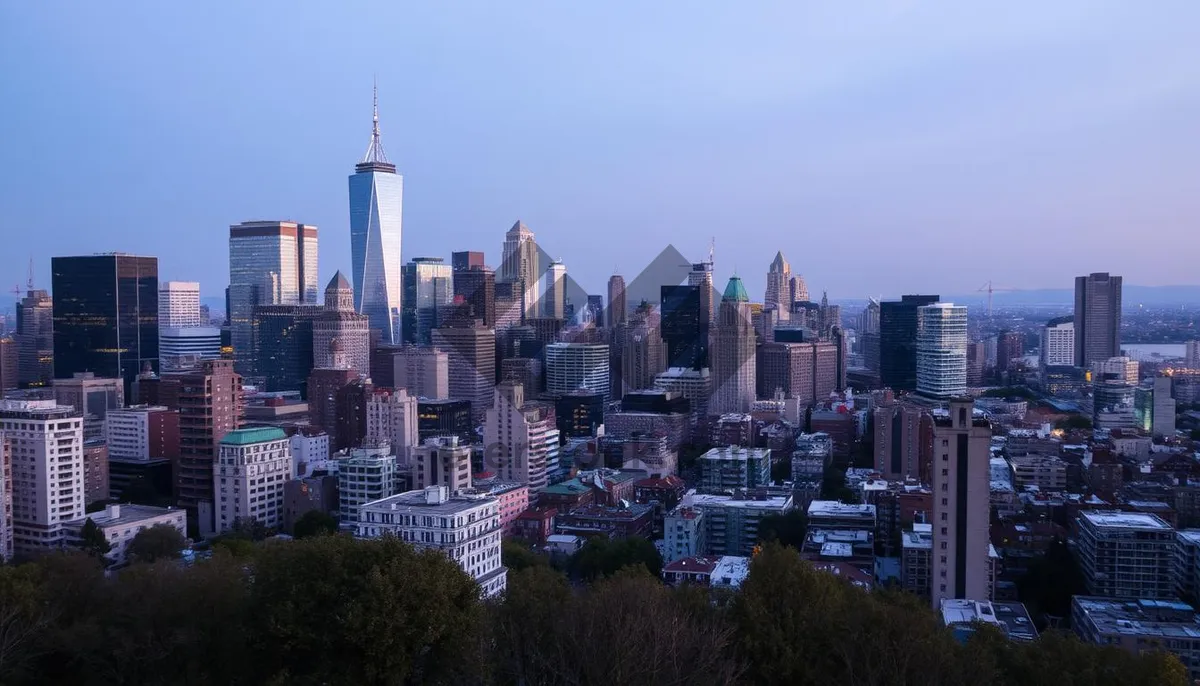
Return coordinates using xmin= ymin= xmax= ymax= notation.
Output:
xmin=1094 ymin=356 xmax=1139 ymax=385
xmin=1187 ymin=340 xmax=1200 ymax=369
xmin=412 ymin=435 xmax=473 ymax=492
xmin=917 ymin=303 xmax=968 ymax=399
xmin=106 ymin=405 xmax=173 ymax=461
xmin=159 ymin=281 xmax=203 ymax=328
xmin=664 ymin=506 xmax=706 ymax=562
xmin=1040 ymin=316 xmax=1075 ymax=367
xmin=394 ymin=346 xmax=449 ymax=399
xmin=0 ymin=400 xmax=84 ymax=554
xmin=288 ymin=429 xmax=330 ymax=476
xmin=159 ymin=326 xmax=222 ymax=372
xmin=654 ymin=367 xmax=712 ymax=421
xmin=545 ymin=342 xmax=611 ymax=401
xmin=337 ymin=443 xmax=400 ymax=523
xmin=357 ymin=485 xmax=507 ymax=597
xmin=365 ymin=388 xmax=419 ymax=463
xmin=65 ymin=503 xmax=187 ymax=567
xmin=214 ymin=427 xmax=295 ymax=535
xmin=485 ymin=383 xmax=556 ymax=489
xmin=543 ymin=260 xmax=567 ymax=319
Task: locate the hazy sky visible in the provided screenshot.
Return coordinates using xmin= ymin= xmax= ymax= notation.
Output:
xmin=3 ymin=2 xmax=1199 ymax=304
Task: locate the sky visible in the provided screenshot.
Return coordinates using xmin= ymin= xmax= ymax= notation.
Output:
xmin=2 ymin=2 xmax=1199 ymax=306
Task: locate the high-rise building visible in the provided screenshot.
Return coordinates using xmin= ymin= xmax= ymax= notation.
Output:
xmin=661 ymin=285 xmax=706 ymax=370
xmin=620 ymin=303 xmax=665 ymax=394
xmin=0 ymin=435 xmax=11 ymax=560
xmin=349 ymin=86 xmax=403 ymax=344
xmin=0 ymin=399 xmax=84 ymax=554
xmin=1041 ymin=316 xmax=1075 ymax=368
xmin=543 ymin=261 xmax=567 ymax=320
xmin=106 ymin=405 xmax=179 ymax=462
xmin=418 ymin=399 xmax=473 ymax=444
xmin=874 ymin=401 xmax=930 ymax=481
xmin=312 ymin=272 xmax=371 ymax=375
xmin=250 ymin=304 xmax=322 ymax=396
xmin=451 ymin=251 xmax=485 ymax=271
xmin=52 ymin=372 xmax=124 ymax=441
xmin=485 ymin=383 xmax=557 ymax=489
xmin=431 ymin=324 xmax=495 ymax=425
xmin=764 ymin=252 xmax=791 ymax=318
xmin=688 ymin=261 xmax=716 ymax=328
xmin=966 ymin=341 xmax=987 ymax=387
xmin=931 ymin=399 xmax=992 ymax=608
xmin=159 ymin=327 xmax=222 ymax=372
xmin=1094 ymin=356 xmax=1138 ymax=385
xmin=1186 ymin=341 xmax=1200 ymax=369
xmin=411 ymin=436 xmax=472 ymax=492
xmin=365 ymin=388 xmax=418 ymax=464
xmin=401 ymin=257 xmax=453 ymax=345
xmin=52 ymin=254 xmax=159 ymax=396
xmin=880 ymin=295 xmax=939 ymax=391
xmin=215 ymin=427 xmax=294 ymax=534
xmin=996 ymin=331 xmax=1024 ymax=375
xmin=859 ymin=299 xmax=881 ymax=335
xmin=1077 ymin=511 xmax=1174 ymax=599
xmin=453 ymin=263 xmax=496 ymax=328
xmin=499 ymin=221 xmax=540 ymax=321
xmin=15 ymin=289 xmax=53 ymax=387
xmin=916 ymin=303 xmax=968 ymax=399
xmin=308 ymin=349 xmax=371 ymax=453
xmin=393 ymin=346 xmax=449 ymax=399
xmin=608 ymin=274 xmax=627 ymax=327
xmin=711 ymin=277 xmax=756 ymax=415
xmin=756 ymin=341 xmax=840 ymax=406
xmin=337 ymin=443 xmax=400 ymax=523
xmin=228 ymin=221 xmax=318 ymax=374
xmin=1074 ymin=273 xmax=1122 ymax=368
xmin=0 ymin=338 xmax=17 ymax=392
xmin=654 ymin=367 xmax=712 ymax=422
xmin=158 ymin=281 xmax=202 ymax=328
xmin=545 ymin=342 xmax=611 ymax=401
xmin=584 ymin=294 xmax=604 ymax=328
xmin=789 ymin=275 xmax=809 ymax=305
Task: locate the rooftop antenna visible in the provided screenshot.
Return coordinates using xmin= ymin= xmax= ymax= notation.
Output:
xmin=708 ymin=237 xmax=715 ymax=266
xmin=361 ymin=76 xmax=391 ymax=165
xmin=26 ymin=256 xmax=34 ymax=290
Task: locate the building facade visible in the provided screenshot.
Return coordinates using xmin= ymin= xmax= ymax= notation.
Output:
xmin=412 ymin=435 xmax=473 ymax=492
xmin=311 ymin=272 xmax=371 ymax=375
xmin=916 ymin=303 xmax=968 ymax=399
xmin=1077 ymin=511 xmax=1174 ymax=599
xmin=0 ymin=399 xmax=84 ymax=554
xmin=158 ymin=281 xmax=202 ymax=328
xmin=1074 ymin=273 xmax=1122 ymax=368
xmin=545 ymin=342 xmax=611 ymax=401
xmin=431 ymin=324 xmax=496 ymax=424
xmin=365 ymin=388 xmax=418 ymax=463
xmin=401 ymin=257 xmax=453 ymax=345
xmin=711 ymin=277 xmax=756 ymax=415
xmin=214 ymin=427 xmax=294 ymax=535
xmin=931 ymin=399 xmax=992 ymax=608
xmin=1041 ymin=316 xmax=1075 ymax=368
xmin=15 ymin=288 xmax=54 ymax=387
xmin=879 ymin=295 xmax=939 ymax=391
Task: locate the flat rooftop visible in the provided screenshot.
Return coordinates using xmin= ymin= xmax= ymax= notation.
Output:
xmin=686 ymin=492 xmax=792 ymax=511
xmin=807 ymin=501 xmax=877 ymax=518
xmin=1074 ymin=597 xmax=1200 ymax=639
xmin=1178 ymin=529 xmax=1200 ymax=546
xmin=69 ymin=504 xmax=183 ymax=529
xmin=362 ymin=489 xmax=496 ymax=516
xmin=1080 ymin=510 xmax=1172 ymax=531
xmin=941 ymin=599 xmax=1038 ymax=642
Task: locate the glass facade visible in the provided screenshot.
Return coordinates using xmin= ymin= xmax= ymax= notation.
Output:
xmin=879 ymin=294 xmax=939 ymax=391
xmin=51 ymin=255 xmax=159 ymax=396
xmin=349 ymin=166 xmax=404 ymax=343
xmin=251 ymin=304 xmax=322 ymax=397
xmin=401 ymin=257 xmax=452 ymax=345
xmin=661 ymin=285 xmax=707 ymax=370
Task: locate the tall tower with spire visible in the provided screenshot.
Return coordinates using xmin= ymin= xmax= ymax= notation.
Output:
xmin=765 ymin=251 xmax=791 ymax=319
xmin=349 ymin=81 xmax=404 ymax=343
xmin=711 ymin=276 xmax=756 ymax=414
xmin=499 ymin=220 xmax=540 ymax=321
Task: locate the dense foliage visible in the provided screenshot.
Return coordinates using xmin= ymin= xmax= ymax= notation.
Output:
xmin=0 ymin=538 xmax=1186 ymax=685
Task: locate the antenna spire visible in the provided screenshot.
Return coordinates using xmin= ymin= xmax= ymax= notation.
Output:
xmin=359 ymin=78 xmax=393 ymax=168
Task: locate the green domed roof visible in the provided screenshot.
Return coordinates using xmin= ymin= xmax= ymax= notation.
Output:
xmin=722 ymin=276 xmax=749 ymax=302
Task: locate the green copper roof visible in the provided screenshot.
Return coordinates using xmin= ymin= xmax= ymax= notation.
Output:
xmin=220 ymin=427 xmax=288 ymax=445
xmin=722 ymin=276 xmax=749 ymax=302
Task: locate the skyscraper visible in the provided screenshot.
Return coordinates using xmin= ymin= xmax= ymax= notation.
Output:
xmin=661 ymin=285 xmax=705 ymax=370
xmin=916 ymin=303 xmax=968 ymax=399
xmin=485 ymin=383 xmax=556 ymax=489
xmin=608 ymin=274 xmax=627 ymax=327
xmin=349 ymin=85 xmax=404 ymax=344
xmin=711 ymin=276 xmax=756 ymax=414
xmin=879 ymin=294 xmax=940 ymax=391
xmin=453 ymin=263 xmax=496 ymax=328
xmin=251 ymin=304 xmax=321 ymax=396
xmin=401 ymin=257 xmax=453 ymax=345
xmin=52 ymin=254 xmax=159 ymax=395
xmin=451 ymin=251 xmax=485 ymax=271
xmin=312 ymin=272 xmax=371 ymax=375
xmin=159 ymin=281 xmax=202 ymax=328
xmin=859 ymin=298 xmax=881 ymax=335
xmin=1041 ymin=316 xmax=1075 ymax=368
xmin=789 ymin=274 xmax=809 ymax=304
xmin=14 ymin=288 xmax=53 ymax=387
xmin=1074 ymin=273 xmax=1122 ymax=368
xmin=545 ymin=342 xmax=611 ymax=401
xmin=543 ymin=261 xmax=567 ymax=319
xmin=620 ymin=302 xmax=665 ymax=394
xmin=688 ymin=261 xmax=716 ymax=328
xmin=764 ymin=251 xmax=791 ymax=317
xmin=499 ymin=221 xmax=540 ymax=321
xmin=431 ymin=323 xmax=496 ymax=424
xmin=0 ymin=338 xmax=16 ymax=392
xmin=228 ymin=221 xmax=319 ymax=374
xmin=931 ymin=399 xmax=992 ymax=608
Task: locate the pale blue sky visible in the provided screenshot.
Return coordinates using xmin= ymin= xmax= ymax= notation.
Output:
xmin=2 ymin=2 xmax=1198 ymax=303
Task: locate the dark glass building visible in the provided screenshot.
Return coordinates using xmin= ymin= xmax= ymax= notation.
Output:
xmin=660 ymin=285 xmax=707 ymax=369
xmin=879 ymin=294 xmax=939 ymax=392
xmin=452 ymin=265 xmax=496 ymax=327
xmin=52 ymin=254 xmax=159 ymax=395
xmin=555 ymin=390 xmax=604 ymax=439
xmin=418 ymin=398 xmax=473 ymax=443
xmin=252 ymin=304 xmax=322 ymax=396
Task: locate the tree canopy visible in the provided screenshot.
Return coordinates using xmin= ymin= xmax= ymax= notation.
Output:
xmin=291 ymin=509 xmax=340 ymax=539
xmin=125 ymin=523 xmax=187 ymax=564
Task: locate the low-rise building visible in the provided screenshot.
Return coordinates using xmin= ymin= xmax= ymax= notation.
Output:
xmin=1008 ymin=454 xmax=1067 ymax=491
xmin=902 ymin=522 xmax=933 ymax=598
xmin=681 ymin=489 xmax=793 ymax=557
xmin=65 ymin=503 xmax=187 ymax=567
xmin=807 ymin=500 xmax=877 ymax=530
xmin=282 ymin=474 xmax=339 ymax=534
xmin=513 ymin=506 xmax=556 ymax=545
xmin=664 ymin=506 xmax=706 ymax=563
xmin=357 ymin=485 xmax=507 ymax=597
xmin=1073 ymin=597 xmax=1200 ymax=680
xmin=556 ymin=503 xmax=653 ymax=540
xmin=1077 ymin=510 xmax=1175 ymax=599
xmin=662 ymin=555 xmax=723 ymax=587
xmin=411 ymin=435 xmax=473 ymax=493
xmin=940 ymin=599 xmax=1038 ymax=642
xmin=1176 ymin=530 xmax=1200 ymax=602
xmin=473 ymin=477 xmax=529 ymax=536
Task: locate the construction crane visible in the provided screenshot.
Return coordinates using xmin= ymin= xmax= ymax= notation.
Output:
xmin=977 ymin=280 xmax=1015 ymax=317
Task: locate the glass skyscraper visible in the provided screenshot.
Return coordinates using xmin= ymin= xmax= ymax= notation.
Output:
xmin=401 ymin=257 xmax=453 ymax=345
xmin=349 ymin=87 xmax=404 ymax=343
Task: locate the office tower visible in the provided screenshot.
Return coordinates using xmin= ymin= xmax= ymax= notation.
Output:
xmin=493 ymin=281 xmax=522 ymax=331
xmin=159 ymin=327 xmax=222 ymax=372
xmin=621 ymin=303 xmax=665 ymax=394
xmin=501 ymin=357 xmax=542 ymax=397
xmin=545 ymin=342 xmax=611 ymax=401
xmin=1186 ymin=341 xmax=1200 ymax=368
xmin=418 ymin=399 xmax=473 ymax=443
xmin=159 ymin=281 xmax=202 ymax=327
xmin=764 ymin=252 xmax=791 ymax=318
xmin=52 ymin=372 xmax=125 ymax=441
xmin=401 ymin=257 xmax=453 ymax=345
xmin=711 ymin=277 xmax=756 ymax=414
xmin=15 ymin=288 xmax=53 ymax=387
xmin=500 ymin=220 xmax=540 ymax=321
xmin=0 ymin=338 xmax=17 ymax=391
xmin=688 ymin=261 xmax=716 ymax=329
xmin=543 ymin=261 xmax=567 ymax=319
xmin=916 ymin=303 xmax=968 ymax=399
xmin=996 ymin=331 xmax=1024 ymax=374
xmin=654 ymin=367 xmax=712 ymax=422
xmin=966 ymin=341 xmax=986 ymax=387
xmin=349 ymin=86 xmax=403 ymax=343
xmin=608 ymin=274 xmax=627 ymax=327
xmin=485 ymin=383 xmax=556 ymax=489
xmin=156 ymin=359 xmax=242 ymax=533
xmin=756 ymin=341 xmax=840 ymax=406
xmin=431 ymin=324 xmax=496 ymax=424
xmin=1041 ymin=316 xmax=1075 ymax=368
xmin=1074 ymin=273 xmax=1122 ymax=368
xmin=1077 ymin=511 xmax=1174 ymax=599
xmin=879 ymin=295 xmax=940 ymax=391
xmin=451 ymin=251 xmax=485 ymax=271
xmin=215 ymin=428 xmax=295 ymax=534
xmin=308 ymin=341 xmax=371 ymax=452
xmin=411 ymin=436 xmax=472 ymax=492
xmin=931 ymin=399 xmax=992 ymax=608
xmin=583 ymin=295 xmax=603 ymax=327
xmin=452 ymin=263 xmax=496 ymax=328
xmin=554 ymin=390 xmax=604 ymax=439
xmin=874 ymin=401 xmax=929 ymax=480
xmin=859 ymin=298 xmax=881 ymax=335
xmin=312 ymin=272 xmax=371 ymax=374
xmin=661 ymin=285 xmax=705 ymax=370
xmin=393 ymin=346 xmax=449 ymax=399
xmin=251 ymin=304 xmax=321 ymax=396
xmin=789 ymin=275 xmax=809 ymax=305
xmin=52 ymin=254 xmax=159 ymax=395
xmin=1148 ymin=376 xmax=1176 ymax=437
xmin=365 ymin=388 xmax=419 ymax=464
xmin=1095 ymin=356 xmax=1138 ymax=385
xmin=228 ymin=221 xmax=318 ymax=374
xmin=0 ymin=399 xmax=83 ymax=554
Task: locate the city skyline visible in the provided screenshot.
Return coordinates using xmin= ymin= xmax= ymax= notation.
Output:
xmin=4 ymin=4 xmax=1200 ymax=303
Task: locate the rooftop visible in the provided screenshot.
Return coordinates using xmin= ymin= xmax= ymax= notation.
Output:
xmin=1074 ymin=597 xmax=1200 ymax=639
xmin=685 ymin=492 xmax=793 ymax=511
xmin=70 ymin=503 xmax=183 ymax=530
xmin=662 ymin=555 xmax=722 ymax=575
xmin=1179 ymin=530 xmax=1200 ymax=546
xmin=807 ymin=501 xmax=877 ymax=518
xmin=221 ymin=427 xmax=288 ymax=445
xmin=1079 ymin=510 xmax=1172 ymax=531
xmin=361 ymin=488 xmax=497 ymax=516
xmin=700 ymin=446 xmax=771 ymax=461
xmin=941 ymin=599 xmax=1038 ymax=642
xmin=710 ymin=556 xmax=751 ymax=587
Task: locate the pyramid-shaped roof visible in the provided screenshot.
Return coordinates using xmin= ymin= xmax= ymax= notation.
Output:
xmin=327 ymin=270 xmax=351 ymax=291
xmin=723 ymin=276 xmax=749 ymax=302
xmin=770 ymin=251 xmax=789 ymax=273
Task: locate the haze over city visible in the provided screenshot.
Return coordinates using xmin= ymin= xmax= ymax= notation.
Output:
xmin=3 ymin=2 xmax=1200 ymax=299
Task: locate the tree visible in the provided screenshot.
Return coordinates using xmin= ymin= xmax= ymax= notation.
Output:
xmin=77 ymin=518 xmax=111 ymax=561
xmin=1017 ymin=537 xmax=1086 ymax=626
xmin=126 ymin=524 xmax=187 ymax=564
xmin=1055 ymin=415 xmax=1093 ymax=430
xmin=501 ymin=540 xmax=549 ymax=572
xmin=756 ymin=509 xmax=808 ymax=549
xmin=228 ymin=516 xmax=270 ymax=541
xmin=569 ymin=536 xmax=662 ymax=581
xmin=291 ymin=510 xmax=339 ymax=539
